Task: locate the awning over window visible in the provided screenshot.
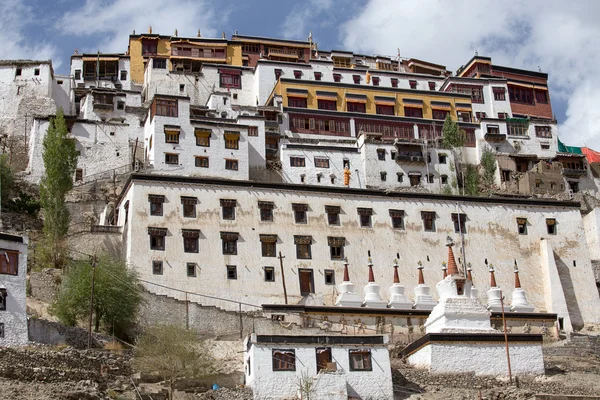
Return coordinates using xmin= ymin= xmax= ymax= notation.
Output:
xmin=430 ymin=101 xmax=452 ymax=111
xmin=294 ymin=235 xmax=312 ymax=245
xmin=327 ymin=236 xmax=346 ymax=246
xmin=258 ymin=201 xmax=274 ymax=209
xmin=325 ymin=205 xmax=341 ymax=214
xmin=389 ymin=209 xmax=404 ymax=218
xmin=408 ymin=171 xmax=422 ymax=176
xmin=259 ymin=234 xmax=278 ymax=243
xmin=451 ymin=213 xmax=467 ymax=222
xmin=147 ymin=227 xmax=167 ymax=236
xmin=220 ymin=231 xmax=239 ymax=240
xmin=421 ymin=211 xmax=435 ymax=220
xmin=220 ymin=199 xmax=236 ymax=207
xmin=82 ymin=56 xmax=120 ymax=62
xmin=357 ymin=207 xmax=373 ymax=216
xmin=182 ymin=229 xmax=200 ymax=238
xmin=374 ymin=96 xmax=396 ymax=105
xmin=516 ymin=217 xmax=527 ymax=225
xmin=224 ymin=132 xmax=240 ymax=140
xmin=194 ymin=128 xmax=211 ymax=137
xmin=181 ymin=196 xmax=197 ymax=205
xmin=492 ymin=87 xmax=506 ymax=93
xmin=292 ymin=203 xmax=308 ymax=212
xmin=219 ymin=68 xmax=241 ymax=75
xmin=148 ymin=194 xmax=165 ymax=203
xmin=455 ymin=103 xmax=472 ymax=111
xmin=403 ymin=98 xmax=424 ymax=108
xmin=546 ymin=218 xmax=556 ymax=226
xmin=286 ymin=88 xmax=309 ymax=98
xmin=316 ymin=91 xmax=338 ymax=100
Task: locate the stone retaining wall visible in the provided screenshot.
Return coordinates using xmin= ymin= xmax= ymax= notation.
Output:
xmin=28 ymin=318 xmax=112 ymax=349
xmin=29 ymin=268 xmax=61 ymax=303
xmin=543 ymin=333 xmax=600 ymax=358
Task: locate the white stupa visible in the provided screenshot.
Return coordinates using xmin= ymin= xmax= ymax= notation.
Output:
xmin=362 ymin=258 xmax=387 ymax=308
xmin=388 ymin=260 xmax=412 ymax=309
xmin=511 ymin=265 xmax=535 ymax=312
xmin=413 ymin=261 xmax=437 ymax=310
xmin=487 ymin=265 xmax=504 ymax=312
xmin=467 ymin=264 xmax=479 ymax=299
xmin=335 ymin=259 xmax=362 ymax=307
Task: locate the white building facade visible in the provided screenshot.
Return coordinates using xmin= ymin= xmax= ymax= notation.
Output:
xmin=0 ymin=233 xmax=29 ymax=347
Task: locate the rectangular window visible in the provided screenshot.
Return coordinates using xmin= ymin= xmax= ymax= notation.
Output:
xmin=546 ymin=218 xmax=556 ymax=235
xmin=226 ymin=265 xmax=237 ymax=279
xmin=74 ymin=69 xmax=81 ymax=79
xmin=333 ymin=73 xmax=342 ymax=82
xmin=183 ymin=230 xmax=199 ymax=253
xmin=224 ymin=132 xmax=240 ymax=149
xmin=349 ymin=350 xmax=372 ymax=371
xmin=535 ymin=126 xmax=552 ymax=138
xmin=318 ymin=99 xmax=337 ymax=110
xmin=221 ymin=199 xmax=236 ymax=220
xmin=293 ymin=70 xmax=302 ymax=79
xmin=409 ymin=80 xmax=417 ymax=89
xmin=428 ymin=81 xmax=436 ymax=90
xmin=248 ymin=126 xmax=259 ymax=136
xmin=295 ymin=236 xmax=312 ymax=259
xmin=357 ymin=208 xmax=373 ymax=228
xmin=314 ymin=72 xmax=322 ymax=81
xmin=517 ymin=218 xmax=527 ymax=235
xmin=509 ymin=87 xmax=534 ymax=104
xmin=0 ymin=322 xmax=4 ymax=338
xmin=391 ymin=78 xmax=398 ymax=88
xmin=220 ymin=73 xmax=241 ymax=89
xmin=293 ymin=203 xmax=308 ymax=224
xmin=117 ymin=100 xmax=125 ymax=110
xmin=181 ymin=197 xmax=197 ymax=217
xmin=155 ymin=98 xmax=178 ymax=117
xmin=372 ymin=77 xmax=380 ymax=86
xmin=222 ymin=234 xmax=238 ymax=255
xmin=535 ymin=90 xmax=548 ymax=104
xmin=153 ymin=58 xmax=166 ymax=69
xmin=389 ymin=210 xmax=404 ymax=229
xmin=376 ymin=105 xmax=394 ymax=115
xmin=0 ymin=250 xmax=18 ymax=275
xmin=404 ymin=107 xmax=423 ymax=118
xmin=149 ymin=194 xmax=165 ymax=216
xmin=164 ymin=153 xmax=179 ymax=165
xmin=195 ymin=156 xmax=209 ymax=168
xmin=272 ymin=349 xmax=296 ymax=371
xmin=260 ymin=235 xmax=277 ymax=257
xmin=165 ymin=128 xmax=180 ymax=144
xmin=324 ymin=270 xmax=335 ymax=285
xmin=377 ymin=149 xmax=386 ymax=161
xmin=507 ymin=120 xmax=529 ymax=136
xmin=314 ymin=157 xmax=330 ymax=168
xmin=264 ymin=266 xmax=275 ymax=282
xmin=288 ymin=97 xmax=307 ymax=108
xmin=0 ymin=291 xmax=6 ymax=311
xmin=149 ymin=228 xmax=167 ymax=250
xmin=274 ymin=69 xmax=282 ymax=80
xmin=75 ymin=168 xmax=83 ymax=182
xmin=353 ymin=75 xmax=361 ymax=84
xmin=421 ymin=211 xmax=436 ymax=232
xmin=152 ymin=261 xmax=163 ymax=275
xmin=326 ymin=206 xmax=340 ymax=225
xmin=225 ymin=159 xmax=239 ymax=170
xmin=328 ymin=237 xmax=345 ymax=260
xmin=120 ymin=70 xmax=127 ymax=80
xmin=187 ymin=263 xmax=196 ymax=277
xmin=380 ymin=172 xmax=387 ymax=181
xmin=432 ymin=110 xmax=449 ymax=120
xmin=290 ymin=157 xmax=305 ymax=167
xmin=258 ymin=201 xmax=274 ymax=222
xmin=493 ymin=87 xmax=506 ymax=101
xmin=498 ymin=112 xmax=507 ymax=119
xmin=347 ymin=102 xmax=366 ymax=113
xmin=451 ymin=213 xmax=467 ymax=234
xmin=195 ymin=129 xmax=211 ymax=146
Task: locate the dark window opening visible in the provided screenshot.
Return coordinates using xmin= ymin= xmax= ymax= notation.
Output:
xmin=517 ymin=218 xmax=527 ymax=235
xmin=227 ymin=265 xmax=237 ymax=279
xmin=349 ymin=350 xmax=372 ymax=371
xmin=324 ymin=270 xmax=335 ymax=285
xmin=152 ymin=261 xmax=163 ymax=275
xmin=272 ymin=349 xmax=296 ymax=371
xmin=264 ymin=267 xmax=275 ymax=282
xmin=187 ymin=263 xmax=196 ymax=277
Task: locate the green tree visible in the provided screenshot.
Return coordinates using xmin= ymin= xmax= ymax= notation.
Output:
xmin=51 ymin=254 xmax=142 ymax=339
xmin=464 ymin=164 xmax=480 ymax=196
xmin=39 ymin=108 xmax=78 ymax=268
xmin=442 ymin=114 xmax=465 ymax=149
xmin=134 ymin=325 xmax=215 ymax=400
xmin=0 ymin=154 xmax=15 ymax=206
xmin=480 ymin=147 xmax=497 ymax=189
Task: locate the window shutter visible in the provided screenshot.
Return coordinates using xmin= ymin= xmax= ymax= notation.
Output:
xmin=309 ymin=118 xmax=315 ymax=130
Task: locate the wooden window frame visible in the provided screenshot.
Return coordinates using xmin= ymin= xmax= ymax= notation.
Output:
xmin=164 ymin=153 xmax=179 ymax=165
xmin=195 ymin=156 xmax=209 ymax=168
xmin=264 ymin=266 xmax=275 ymax=282
xmin=0 ymin=250 xmax=18 ymax=275
xmin=288 ymin=97 xmax=307 ymax=108
xmin=349 ymin=349 xmax=373 ymax=371
xmin=152 ymin=261 xmax=163 ymax=275
xmin=290 ymin=157 xmax=306 ymax=167
xmin=225 ymin=159 xmax=239 ymax=170
xmin=226 ymin=265 xmax=237 ymax=279
xmin=272 ymin=349 xmax=296 ymax=371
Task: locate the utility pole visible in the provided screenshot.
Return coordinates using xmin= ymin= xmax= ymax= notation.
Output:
xmin=87 ymin=255 xmax=97 ymax=349
xmin=501 ymin=294 xmax=513 ymax=384
xmin=278 ymin=251 xmax=288 ymax=304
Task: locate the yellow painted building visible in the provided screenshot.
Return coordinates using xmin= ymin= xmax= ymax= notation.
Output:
xmin=127 ymin=32 xmax=243 ymax=84
xmin=268 ymin=79 xmax=473 ymax=122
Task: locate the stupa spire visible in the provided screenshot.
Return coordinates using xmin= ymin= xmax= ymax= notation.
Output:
xmin=446 ymin=237 xmax=459 ymax=275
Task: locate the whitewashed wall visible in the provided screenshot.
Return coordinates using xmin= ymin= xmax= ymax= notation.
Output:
xmin=70 ymin=57 xmax=132 ymax=91
xmin=117 ymin=177 xmax=600 ymax=329
xmin=245 ymin=336 xmax=393 ymax=400
xmin=0 ymin=234 xmax=29 ymax=347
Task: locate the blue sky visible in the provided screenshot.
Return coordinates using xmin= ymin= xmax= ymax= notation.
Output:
xmin=2 ymin=0 xmax=600 ymax=148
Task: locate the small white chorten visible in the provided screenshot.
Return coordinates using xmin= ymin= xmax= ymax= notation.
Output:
xmin=425 ymin=241 xmax=496 ymax=333
xmin=362 ymin=258 xmax=387 ymax=308
xmin=511 ymin=266 xmax=535 ymax=312
xmin=335 ymin=259 xmax=362 ymax=307
xmin=413 ymin=261 xmax=437 ymax=310
xmin=486 ymin=265 xmax=503 ymax=312
xmin=467 ymin=264 xmax=479 ymax=299
xmin=388 ymin=260 xmax=412 ymax=309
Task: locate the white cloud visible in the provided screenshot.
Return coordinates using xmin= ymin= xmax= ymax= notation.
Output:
xmin=340 ymin=0 xmax=600 ymax=147
xmin=0 ymin=0 xmax=59 ymax=66
xmin=57 ymin=0 xmax=227 ymax=53
xmin=280 ymin=0 xmax=335 ymax=41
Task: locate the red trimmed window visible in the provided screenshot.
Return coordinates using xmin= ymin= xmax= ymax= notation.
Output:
xmin=274 ymin=69 xmax=282 ymax=80
xmin=493 ymin=87 xmax=506 ymax=101
xmin=428 ymin=81 xmax=436 ymax=90
xmin=248 ymin=126 xmax=258 ymax=136
xmin=333 ymin=73 xmax=342 ymax=82
xmin=372 ymin=77 xmax=380 ymax=86
xmin=293 ymin=70 xmax=302 ymax=79
xmin=376 ymin=105 xmax=394 ymax=115
xmin=347 ymin=102 xmax=366 ymax=113
xmin=535 ymin=126 xmax=552 ymax=138
xmin=353 ymin=75 xmax=361 ymax=84
xmin=535 ymin=90 xmax=548 ymax=104
xmin=498 ymin=112 xmax=507 ymax=119
xmin=314 ymin=72 xmax=322 ymax=81
xmin=155 ymin=98 xmax=178 ymax=117
xmin=409 ymin=80 xmax=417 ymax=89
xmin=220 ymin=72 xmax=241 ymax=89
xmin=318 ymin=100 xmax=337 ymax=110
xmin=391 ymin=78 xmax=398 ymax=88
xmin=404 ymin=107 xmax=423 ymax=118
xmin=432 ymin=110 xmax=449 ymax=120
xmin=509 ymin=87 xmax=534 ymax=104
xmin=288 ymin=97 xmax=307 ymax=108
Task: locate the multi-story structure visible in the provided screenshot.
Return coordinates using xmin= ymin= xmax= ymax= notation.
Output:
xmin=0 ymin=233 xmax=29 ymax=347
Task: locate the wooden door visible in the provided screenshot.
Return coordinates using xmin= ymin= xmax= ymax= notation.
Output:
xmin=316 ymin=347 xmax=332 ymax=373
xmin=298 ymin=269 xmax=314 ymax=295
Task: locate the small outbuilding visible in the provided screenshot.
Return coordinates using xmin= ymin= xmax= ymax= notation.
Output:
xmin=244 ymin=333 xmax=394 ymax=400
xmin=0 ymin=233 xmax=29 ymax=347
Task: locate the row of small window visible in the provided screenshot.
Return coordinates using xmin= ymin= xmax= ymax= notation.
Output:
xmin=15 ymin=67 xmax=41 ymax=77
xmin=268 ymin=348 xmax=372 ymax=372
xmin=151 ymin=261 xmax=337 ymax=285
xmin=164 ymin=128 xmax=256 ymax=146
xmin=162 ymin=154 xmax=239 ymax=170
xmin=486 ymin=123 xmax=552 ymax=139
xmin=278 ymin=68 xmax=436 ymax=92
xmin=451 ymin=86 xmax=506 ymax=104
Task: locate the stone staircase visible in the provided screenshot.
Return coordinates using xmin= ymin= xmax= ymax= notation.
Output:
xmin=543 ymin=333 xmax=600 ymax=357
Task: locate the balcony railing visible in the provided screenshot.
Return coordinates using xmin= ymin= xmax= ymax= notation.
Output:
xmin=563 ymin=168 xmax=586 ymax=176
xmin=171 ymin=48 xmax=226 ymax=59
xmin=484 ymin=133 xmax=506 ymax=142
xmin=395 ymin=152 xmax=425 ymax=164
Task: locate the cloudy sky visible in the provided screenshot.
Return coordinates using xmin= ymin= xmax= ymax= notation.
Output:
xmin=2 ymin=0 xmax=598 ymax=147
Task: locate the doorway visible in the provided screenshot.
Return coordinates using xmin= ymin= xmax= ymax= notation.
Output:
xmin=316 ymin=347 xmax=332 ymax=373
xmin=298 ymin=269 xmax=314 ymax=296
